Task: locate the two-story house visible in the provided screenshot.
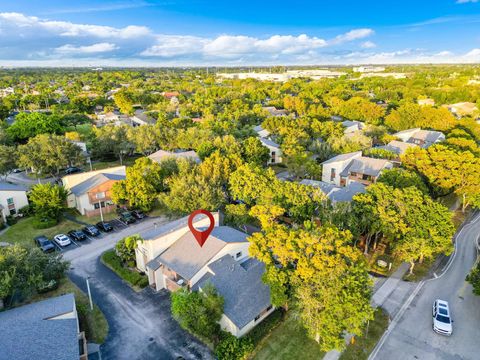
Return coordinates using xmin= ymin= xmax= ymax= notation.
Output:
xmin=259 ymin=138 xmax=282 ymax=164
xmin=393 ymin=128 xmax=445 ymax=148
xmin=136 ymin=213 xmax=274 ymax=338
xmin=0 ymin=183 xmax=29 ymax=222
xmin=62 ymin=166 xmax=126 ymax=217
xmin=321 ymin=152 xmax=393 ymax=187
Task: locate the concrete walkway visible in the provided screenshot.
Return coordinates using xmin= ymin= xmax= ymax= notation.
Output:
xmin=323 ymin=263 xmax=412 ymax=360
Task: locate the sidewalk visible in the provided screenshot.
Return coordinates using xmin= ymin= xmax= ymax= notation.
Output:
xmin=323 ymin=263 xmax=412 ymax=360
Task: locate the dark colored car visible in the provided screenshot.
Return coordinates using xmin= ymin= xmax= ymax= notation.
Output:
xmin=119 ymin=211 xmax=136 ymax=225
xmin=131 ymin=210 xmax=146 ymax=219
xmin=65 ymin=167 xmax=82 ymax=175
xmin=12 ymin=168 xmax=23 ymax=173
xmin=83 ymin=225 xmax=100 ymax=237
xmin=34 ymin=235 xmax=55 ymax=253
xmin=68 ymin=229 xmax=86 ymax=241
xmin=96 ymin=221 xmax=113 ymax=232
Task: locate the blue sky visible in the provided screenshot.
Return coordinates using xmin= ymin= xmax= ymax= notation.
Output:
xmin=0 ymin=0 xmax=479 ymax=66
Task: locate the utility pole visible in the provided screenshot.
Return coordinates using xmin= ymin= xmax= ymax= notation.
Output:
xmin=86 ymin=277 xmax=93 ymax=311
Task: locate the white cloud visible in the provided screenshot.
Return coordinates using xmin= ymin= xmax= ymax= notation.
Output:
xmin=360 ymin=41 xmax=376 ymax=49
xmin=456 ymin=0 xmax=478 ymax=3
xmin=141 ymin=35 xmax=207 ymax=57
xmin=330 ymin=28 xmax=374 ymax=45
xmin=55 ymin=43 xmax=118 ymax=54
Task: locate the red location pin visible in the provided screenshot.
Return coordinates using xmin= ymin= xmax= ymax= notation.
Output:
xmin=188 ymin=209 xmax=215 ymax=247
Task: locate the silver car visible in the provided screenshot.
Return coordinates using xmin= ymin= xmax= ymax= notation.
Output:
xmin=53 ymin=234 xmax=71 ymax=247
xmin=432 ymin=299 xmax=453 ymax=336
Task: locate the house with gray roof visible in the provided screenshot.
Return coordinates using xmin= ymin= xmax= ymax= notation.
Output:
xmin=299 ymin=179 xmax=366 ymax=204
xmin=377 ymin=140 xmax=418 ymax=156
xmin=321 ymin=152 xmax=392 ymax=187
xmin=194 ymin=255 xmax=274 ymax=337
xmin=342 ymin=120 xmax=365 ymax=134
xmin=253 ymin=125 xmax=271 ymax=138
xmin=0 ymin=182 xmax=28 ymax=223
xmin=393 ymin=128 xmax=445 ymax=148
xmin=259 ymin=138 xmax=282 ymax=164
xmin=0 ymin=293 xmax=87 ymax=360
xmin=148 ymin=150 xmax=201 ymax=164
xmin=62 ymin=166 xmax=126 ymax=217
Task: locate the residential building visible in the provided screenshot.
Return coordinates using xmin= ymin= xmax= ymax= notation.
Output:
xmin=194 ymin=256 xmax=274 ymax=337
xmin=253 ymin=125 xmax=270 ymax=138
xmin=259 ymin=138 xmax=282 ymax=164
xmin=0 ymin=183 xmax=28 ymax=222
xmin=417 ymin=98 xmax=435 ymax=106
xmin=131 ymin=109 xmax=156 ymax=125
xmin=342 ymin=120 xmax=365 ymax=134
xmin=300 ymin=179 xmax=366 ymax=204
xmin=377 ymin=140 xmax=418 ymax=156
xmin=393 ymin=128 xmax=445 ymax=148
xmin=62 ymin=166 xmax=126 ymax=217
xmin=0 ymin=293 xmax=87 ymax=360
xmin=353 ymin=66 xmax=385 ymax=73
xmin=359 ymin=72 xmax=406 ymax=79
xmin=148 ymin=150 xmax=201 ymax=164
xmin=321 ymin=152 xmax=393 ymax=187
xmin=136 ymin=214 xmax=273 ymax=338
xmin=217 ymin=69 xmax=345 ymax=82
xmin=445 ymin=102 xmax=478 ymax=116
xmin=162 ymin=91 xmax=180 ymax=99
xmin=0 ymin=87 xmax=14 ymax=97
xmin=262 ymin=106 xmax=289 ymax=117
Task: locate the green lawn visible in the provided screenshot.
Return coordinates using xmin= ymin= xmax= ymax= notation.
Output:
xmin=90 ymin=155 xmax=141 ymax=171
xmin=64 ymin=208 xmax=118 ymax=225
xmin=0 ymin=217 xmax=86 ymax=247
xmin=339 ymin=308 xmax=389 ymax=360
xmin=252 ymin=312 xmax=325 ymax=360
xmin=20 ymin=277 xmax=109 ymax=344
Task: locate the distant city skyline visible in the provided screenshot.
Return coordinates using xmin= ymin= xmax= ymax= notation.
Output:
xmin=0 ymin=0 xmax=479 ymax=66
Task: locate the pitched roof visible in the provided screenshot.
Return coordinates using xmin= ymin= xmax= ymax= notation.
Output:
xmin=321 ymin=151 xmax=362 ymax=165
xmin=259 ymin=137 xmax=280 ymax=148
xmin=253 ymin=125 xmax=270 ymax=138
xmin=70 ymin=172 xmax=125 ymax=196
xmin=299 ymin=179 xmax=366 ymax=203
xmin=0 ymin=294 xmax=79 ymax=360
xmin=378 ymin=140 xmax=418 ymax=155
xmin=345 ymin=157 xmax=392 ymax=177
xmin=148 ymin=150 xmax=201 ymax=164
xmin=195 ymin=255 xmax=271 ymax=329
xmin=148 ymin=226 xmax=248 ymax=280
xmin=409 ymin=129 xmax=444 ymax=143
xmin=0 ymin=182 xmax=27 ymax=192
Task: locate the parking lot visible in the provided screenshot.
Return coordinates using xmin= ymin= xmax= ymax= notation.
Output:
xmin=46 ymin=214 xmax=148 ymax=254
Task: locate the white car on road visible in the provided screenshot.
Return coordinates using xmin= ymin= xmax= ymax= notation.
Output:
xmin=53 ymin=234 xmax=71 ymax=247
xmin=432 ymin=299 xmax=453 ymax=336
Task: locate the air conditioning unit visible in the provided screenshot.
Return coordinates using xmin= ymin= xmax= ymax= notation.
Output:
xmin=177 ymin=279 xmax=185 ymax=286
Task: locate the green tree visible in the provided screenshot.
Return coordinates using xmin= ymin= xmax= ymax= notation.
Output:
xmin=241 ymin=137 xmax=270 ymax=165
xmin=29 ymin=183 xmax=68 ymax=220
xmin=466 ymin=263 xmax=480 ymax=296
xmin=7 ymin=112 xmax=64 ymax=142
xmin=248 ymin=213 xmax=374 ymax=351
xmin=0 ymin=145 xmax=17 ymax=179
xmin=171 ymin=283 xmax=224 ymax=340
xmin=115 ymin=235 xmax=143 ymax=265
xmin=17 ymin=134 xmax=83 ymax=176
xmin=377 ymin=168 xmax=429 ymax=194
xmin=92 ymin=124 xmax=134 ymax=164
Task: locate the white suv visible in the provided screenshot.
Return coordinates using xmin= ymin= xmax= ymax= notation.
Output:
xmin=432 ymin=299 xmax=453 ymax=336
xmin=53 ymin=234 xmax=71 ymax=247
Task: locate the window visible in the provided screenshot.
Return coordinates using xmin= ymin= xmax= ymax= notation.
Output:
xmin=95 ymin=192 xmax=106 ymax=200
xmin=330 ymin=168 xmax=336 ymax=181
xmin=94 ymin=203 xmax=99 ymax=209
xmin=6 ymin=198 xmax=14 ymax=205
xmin=350 ymin=172 xmax=357 ymax=177
xmin=236 ymin=252 xmax=242 ymax=259
xmin=362 ymin=174 xmax=370 ymax=181
xmin=254 ymin=305 xmax=273 ymax=322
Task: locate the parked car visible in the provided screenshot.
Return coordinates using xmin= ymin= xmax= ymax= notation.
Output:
xmin=83 ymin=225 xmax=100 ymax=237
xmin=119 ymin=211 xmax=136 ymax=225
xmin=432 ymin=299 xmax=453 ymax=336
xmin=131 ymin=210 xmax=146 ymax=219
xmin=12 ymin=168 xmax=23 ymax=173
xmin=34 ymin=235 xmax=55 ymax=253
xmin=96 ymin=221 xmax=113 ymax=232
xmin=68 ymin=229 xmax=86 ymax=241
xmin=65 ymin=166 xmax=82 ymax=175
xmin=53 ymin=234 xmax=71 ymax=247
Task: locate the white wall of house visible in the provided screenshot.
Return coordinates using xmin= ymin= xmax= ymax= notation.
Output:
xmin=263 ymin=144 xmax=283 ymax=164
xmin=0 ymin=191 xmax=29 ymax=222
xmin=219 ymin=306 xmax=276 ymax=338
xmin=322 ymin=153 xmax=362 ymax=186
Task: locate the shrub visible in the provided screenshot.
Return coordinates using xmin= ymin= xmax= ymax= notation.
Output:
xmin=37 ymin=279 xmax=58 ymax=294
xmin=214 ymin=332 xmax=254 ymax=360
xmin=101 ymin=250 xmax=148 ymax=288
xmin=18 ymin=204 xmax=35 ymax=217
xmin=32 ymin=217 xmax=58 ymax=229
xmin=5 ymin=215 xmax=17 ymax=226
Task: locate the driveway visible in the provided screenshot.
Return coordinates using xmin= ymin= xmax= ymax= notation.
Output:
xmin=65 ymin=216 xmax=213 ymax=360
xmin=370 ymin=212 xmax=480 ymax=360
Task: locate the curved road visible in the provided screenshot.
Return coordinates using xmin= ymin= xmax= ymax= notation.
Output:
xmin=371 ymin=212 xmax=480 ymax=360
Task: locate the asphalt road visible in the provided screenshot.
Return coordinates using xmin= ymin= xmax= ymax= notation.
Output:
xmin=65 ymin=216 xmax=213 ymax=360
xmin=371 ymin=212 xmax=480 ymax=360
